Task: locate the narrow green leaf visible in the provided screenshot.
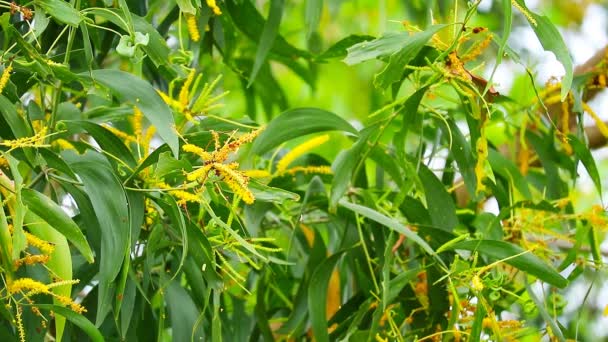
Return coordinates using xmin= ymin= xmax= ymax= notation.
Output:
xmin=21 ymin=189 xmax=94 ymax=263
xmin=305 ymin=0 xmax=323 ymax=40
xmin=35 ymin=0 xmax=82 ymax=27
xmin=487 ymin=149 xmax=532 ymax=198
xmin=64 ymin=151 xmax=130 ymax=324
xmin=374 ymin=25 xmax=447 ymax=89
xmin=80 ymin=70 xmax=179 ymax=157
xmin=448 ymin=240 xmax=568 ymax=288
xmin=64 ymin=120 xmax=137 ymax=168
xmin=525 ymin=283 xmax=566 ymax=342
xmin=249 ymin=180 xmax=300 ymax=203
xmin=251 ymin=107 xmax=357 ymax=155
xmin=513 ymin=0 xmax=572 ymax=99
xmin=0 ymin=95 xmax=31 ymax=139
xmin=330 ymin=127 xmax=375 ymax=208
xmin=419 ymin=164 xmax=458 ymax=232
xmin=316 ymin=35 xmax=375 ymax=60
xmin=249 ymin=0 xmax=284 ymax=86
xmin=569 ymin=134 xmax=602 ymax=198
xmin=36 ymin=305 xmax=104 ymax=342
xmin=339 ymin=199 xmax=446 ymax=268
xmin=308 ymin=251 xmax=345 ymax=342
xmin=166 ymin=280 xmax=205 ymax=342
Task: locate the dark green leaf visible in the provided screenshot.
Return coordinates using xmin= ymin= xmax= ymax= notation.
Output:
xmin=447 ymin=240 xmax=568 ymax=288
xmin=308 ymin=251 xmax=345 ymax=342
xmin=35 ymin=0 xmax=82 ymax=27
xmin=251 ymin=107 xmax=357 ymax=155
xmin=569 ymin=134 xmax=602 ymax=197
xmin=419 ymin=164 xmax=458 ymax=232
xmin=21 ymin=189 xmax=94 ymax=263
xmin=249 ymin=0 xmax=284 ymax=86
xmin=36 ymin=305 xmax=104 ymax=342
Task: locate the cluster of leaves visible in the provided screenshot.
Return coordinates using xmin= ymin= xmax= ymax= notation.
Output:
xmin=0 ymin=0 xmax=607 ymax=341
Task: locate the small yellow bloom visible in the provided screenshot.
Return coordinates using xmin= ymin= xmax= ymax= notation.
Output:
xmin=511 ymin=0 xmax=537 ymax=26
xmin=206 ymin=0 xmax=222 ymax=15
xmin=52 ymin=138 xmax=76 ymax=151
xmin=277 ymin=134 xmax=330 ymax=173
xmin=474 ymin=134 xmax=488 ymax=194
xmin=179 ymin=69 xmax=196 ymax=107
xmin=182 ymin=143 xmax=213 ymax=160
xmin=132 ymin=106 xmax=143 ymax=138
xmin=25 ymin=232 xmax=55 ymax=255
xmin=471 ymin=274 xmax=484 ymax=292
xmin=14 ymin=254 xmax=50 ymax=268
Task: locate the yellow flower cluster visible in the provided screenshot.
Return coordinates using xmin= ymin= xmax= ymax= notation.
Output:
xmin=181 ymin=129 xmax=263 ymax=204
xmin=8 ymin=278 xmax=50 ymax=295
xmin=25 ymin=232 xmax=55 ymax=255
xmin=14 ymin=254 xmax=50 ymax=268
xmin=0 ymin=127 xmax=49 ymax=150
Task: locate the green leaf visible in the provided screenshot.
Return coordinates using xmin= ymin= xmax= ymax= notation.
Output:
xmin=308 ymin=251 xmax=345 ymax=342
xmin=513 ymin=0 xmax=572 ymax=100
xmin=525 ymin=283 xmax=566 ymax=342
xmin=64 ymin=120 xmax=137 ymax=168
xmin=35 ymin=0 xmax=82 ymax=27
xmin=249 ymin=0 xmax=284 ymax=87
xmin=251 ymin=107 xmax=357 ymax=155
xmin=330 ymin=127 xmax=375 ymax=208
xmin=339 ymin=199 xmax=446 ymax=268
xmin=419 ymin=164 xmax=458 ymax=232
xmin=569 ymin=134 xmax=602 ymax=198
xmin=81 ymin=70 xmax=179 ymax=157
xmin=36 ymin=305 xmax=104 ymax=342
xmin=0 ymin=95 xmax=31 ymax=139
xmin=21 ymin=189 xmax=94 ymax=263
xmin=166 ymin=280 xmax=205 ymax=342
xmin=249 ymin=181 xmax=300 ymax=203
xmin=316 ymin=35 xmax=375 ymax=60
xmin=225 ymin=0 xmax=309 ymax=59
xmin=64 ymin=151 xmax=130 ymax=324
xmin=305 ymin=0 xmax=323 ymax=40
xmin=447 ymin=240 xmax=568 ymax=288
xmin=487 ymin=149 xmax=532 ymax=199
xmin=374 ymin=25 xmax=447 ymax=89
xmin=176 ymin=0 xmax=196 ymax=14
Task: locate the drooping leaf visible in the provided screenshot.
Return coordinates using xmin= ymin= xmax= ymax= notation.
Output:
xmin=251 ymin=107 xmax=357 ymax=155
xmin=447 ymin=240 xmax=568 ymax=288
xmin=419 ymin=164 xmax=458 ymax=232
xmin=36 ymin=305 xmax=104 ymax=342
xmin=21 ymin=188 xmax=94 ymax=263
xmin=35 ymin=0 xmax=82 ymax=27
xmin=64 ymin=151 xmax=130 ymax=324
xmin=569 ymin=134 xmax=602 ymax=198
xmin=308 ymin=251 xmax=345 ymax=342
xmin=249 ymin=0 xmax=284 ymax=86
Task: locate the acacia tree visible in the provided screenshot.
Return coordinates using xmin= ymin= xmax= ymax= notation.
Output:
xmin=0 ymin=0 xmax=606 ymax=341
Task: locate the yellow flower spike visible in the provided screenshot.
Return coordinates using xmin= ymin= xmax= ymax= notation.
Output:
xmin=101 ymin=124 xmax=137 ymax=144
xmin=213 ymin=162 xmax=254 ymax=204
xmin=170 ymin=189 xmax=201 ymax=205
xmin=285 ymin=165 xmax=333 ymax=175
xmin=25 ymin=232 xmax=55 ymax=255
xmin=179 ymin=69 xmax=196 ymax=107
xmin=132 ymin=106 xmax=143 ymax=139
xmin=206 ymin=0 xmax=222 ymax=15
xmin=0 ymin=63 xmax=12 ymax=95
xmin=0 ymin=127 xmax=50 ymax=150
xmin=242 ymin=170 xmax=272 ymax=178
xmin=462 ymin=34 xmax=493 ymax=62
xmin=52 ymin=138 xmax=76 ymax=151
xmin=276 ymin=134 xmax=330 ymax=173
xmin=14 ymin=254 xmax=50 ymax=268
xmin=511 ymin=0 xmax=537 ymax=26
xmin=182 ymin=143 xmax=213 ymax=160
xmin=140 ymin=126 xmax=156 ymax=159
xmin=157 ymin=90 xmax=183 ymax=111
xmin=185 ymin=14 xmax=201 ymax=42
xmin=186 ymin=164 xmax=214 ymax=182
xmin=16 ymin=306 xmax=25 ymax=342
xmin=583 ymin=102 xmax=608 ymax=137
xmin=8 ymin=278 xmax=50 ymax=295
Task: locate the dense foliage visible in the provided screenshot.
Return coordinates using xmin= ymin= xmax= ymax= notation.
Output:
xmin=0 ymin=0 xmax=607 ymax=341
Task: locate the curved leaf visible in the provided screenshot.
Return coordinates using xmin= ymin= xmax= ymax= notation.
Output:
xmin=308 ymin=251 xmax=345 ymax=342
xmin=21 ymin=188 xmax=94 ymax=263
xmin=447 ymin=240 xmax=568 ymax=288
xmin=251 ymin=107 xmax=357 ymax=155
xmin=36 ymin=305 xmax=104 ymax=342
